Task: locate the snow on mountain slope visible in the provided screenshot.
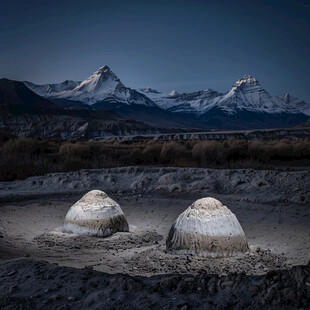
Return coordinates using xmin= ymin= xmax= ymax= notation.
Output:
xmin=277 ymin=93 xmax=310 ymax=116
xmin=140 ymin=87 xmax=161 ymax=94
xmin=139 ymin=88 xmax=222 ymax=114
xmin=177 ymin=89 xmax=222 ymax=114
xmin=140 ymin=75 xmax=304 ymax=116
xmin=34 ymin=66 xmax=157 ymax=107
xmin=24 ymin=80 xmax=80 ymax=98
xmin=209 ymin=75 xmax=300 ymax=115
xmin=139 ymin=88 xmax=191 ymax=112
xmin=25 ymin=68 xmax=308 ymax=121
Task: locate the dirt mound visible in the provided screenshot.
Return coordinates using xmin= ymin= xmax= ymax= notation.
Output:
xmin=128 ymin=246 xmax=287 ymax=276
xmin=34 ymin=230 xmax=163 ymax=251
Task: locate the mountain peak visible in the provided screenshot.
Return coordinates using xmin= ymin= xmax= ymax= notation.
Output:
xmin=72 ymin=65 xmax=121 ymax=97
xmin=140 ymin=87 xmax=160 ymax=94
xmin=169 ymin=90 xmax=179 ymax=96
xmin=25 ymin=65 xmax=156 ymax=107
xmin=203 ymin=88 xmax=217 ymax=93
xmin=96 ymin=65 xmax=111 ymax=74
xmin=277 ymin=93 xmax=306 ymax=105
xmin=233 ymin=75 xmax=260 ymax=89
xmin=90 ymin=65 xmax=119 ymax=81
xmin=242 ymin=74 xmax=254 ymax=79
xmin=280 ymin=93 xmax=291 ymax=100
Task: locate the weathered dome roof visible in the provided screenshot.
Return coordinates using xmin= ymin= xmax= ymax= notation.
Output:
xmin=166 ymin=197 xmax=248 ymax=257
xmin=63 ymin=190 xmax=129 ymax=237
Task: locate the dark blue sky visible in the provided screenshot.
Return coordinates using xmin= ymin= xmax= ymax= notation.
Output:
xmin=0 ymin=0 xmax=309 ymax=100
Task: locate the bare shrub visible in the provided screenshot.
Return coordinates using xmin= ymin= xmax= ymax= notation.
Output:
xmin=192 ymin=141 xmax=222 ymax=165
xmin=160 ymin=142 xmax=188 ymax=165
xmin=143 ymin=143 xmax=162 ymax=164
xmin=0 ymin=137 xmax=309 ymax=181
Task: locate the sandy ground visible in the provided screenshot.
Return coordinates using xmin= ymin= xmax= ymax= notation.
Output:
xmin=1 ymin=193 xmax=309 ymax=275
xmin=0 ymin=167 xmax=309 ymax=309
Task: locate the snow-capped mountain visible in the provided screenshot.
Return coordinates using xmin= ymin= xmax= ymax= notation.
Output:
xmin=27 ymin=66 xmax=156 ymax=107
xmin=210 ymin=75 xmax=301 ymax=115
xmin=140 ymin=75 xmax=308 ymax=129
xmin=141 ymin=75 xmax=303 ymax=116
xmin=23 ymin=67 xmax=308 ymax=130
xmin=26 ymin=67 xmax=308 ymax=118
xmin=24 ymin=80 xmax=80 ymax=98
xmin=277 ymin=93 xmax=310 ymax=116
xmin=0 ymin=78 xmax=159 ymax=138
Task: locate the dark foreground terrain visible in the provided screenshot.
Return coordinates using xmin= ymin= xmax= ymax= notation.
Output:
xmin=0 ymin=259 xmax=309 ymax=310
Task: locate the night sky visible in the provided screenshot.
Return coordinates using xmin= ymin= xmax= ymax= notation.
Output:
xmin=0 ymin=0 xmax=309 ymax=100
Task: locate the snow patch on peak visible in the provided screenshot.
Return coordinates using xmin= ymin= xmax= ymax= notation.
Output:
xmin=91 ymin=65 xmax=119 ymax=81
xmin=169 ymin=90 xmax=179 ymax=96
xmin=139 ymin=87 xmax=161 ymax=94
xmin=71 ymin=65 xmax=121 ymax=97
xmin=233 ymin=75 xmax=260 ymax=88
xmin=97 ymin=65 xmax=111 ymax=72
xmin=242 ymin=74 xmax=255 ymax=80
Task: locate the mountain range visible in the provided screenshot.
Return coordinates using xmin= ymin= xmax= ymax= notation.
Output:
xmin=0 ymin=65 xmax=309 ymax=138
xmin=140 ymin=75 xmax=309 ymax=116
xmin=0 ymin=78 xmax=157 ymax=139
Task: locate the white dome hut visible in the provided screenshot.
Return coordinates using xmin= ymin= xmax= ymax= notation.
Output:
xmin=63 ymin=190 xmax=129 ymax=237
xmin=166 ymin=197 xmax=248 ymax=257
